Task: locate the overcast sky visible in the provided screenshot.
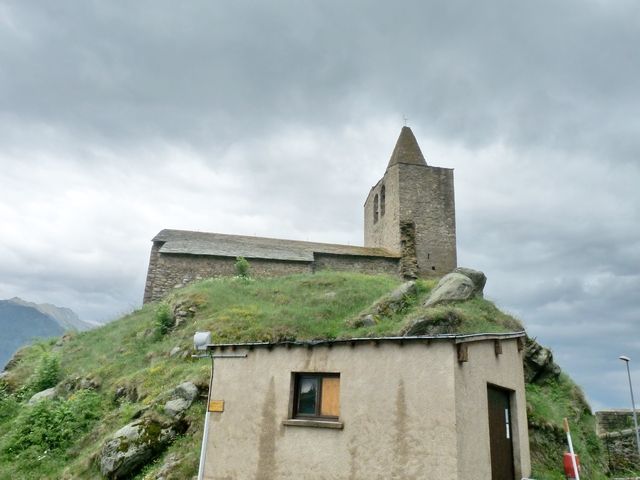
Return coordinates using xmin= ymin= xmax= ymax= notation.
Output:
xmin=1 ymin=0 xmax=639 ymax=410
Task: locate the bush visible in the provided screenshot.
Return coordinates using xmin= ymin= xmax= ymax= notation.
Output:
xmin=0 ymin=382 xmax=19 ymax=424
xmin=3 ymin=390 xmax=102 ymax=456
xmin=155 ymin=303 xmax=174 ymax=336
xmin=235 ymin=256 xmax=250 ymax=278
xmin=29 ymin=354 xmax=61 ymax=393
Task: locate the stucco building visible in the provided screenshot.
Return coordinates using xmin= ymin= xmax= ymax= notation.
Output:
xmin=201 ymin=332 xmax=531 ymax=479
xmin=143 ymin=127 xmax=457 ymax=303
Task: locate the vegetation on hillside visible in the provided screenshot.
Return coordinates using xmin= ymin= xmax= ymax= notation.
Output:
xmin=0 ymin=271 xmax=610 ymax=479
xmin=527 ymin=372 xmax=606 ymax=479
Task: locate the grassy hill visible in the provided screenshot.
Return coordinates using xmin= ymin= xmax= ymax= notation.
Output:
xmin=0 ymin=271 xmax=608 ymax=479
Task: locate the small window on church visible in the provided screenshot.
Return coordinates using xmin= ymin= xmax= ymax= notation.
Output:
xmin=380 ymin=185 xmax=386 ymax=217
xmin=373 ymin=194 xmax=379 ymax=223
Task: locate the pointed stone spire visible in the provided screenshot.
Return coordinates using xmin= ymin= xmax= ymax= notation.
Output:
xmin=387 ymin=126 xmax=427 ymax=168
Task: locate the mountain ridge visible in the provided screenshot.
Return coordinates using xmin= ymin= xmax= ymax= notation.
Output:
xmin=6 ymin=297 xmax=98 ymax=331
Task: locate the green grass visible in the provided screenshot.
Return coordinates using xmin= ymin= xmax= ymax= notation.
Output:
xmin=527 ymin=374 xmax=607 ymax=479
xmin=0 ymin=272 xmax=402 ymax=479
xmin=0 ymin=271 xmax=610 ymax=479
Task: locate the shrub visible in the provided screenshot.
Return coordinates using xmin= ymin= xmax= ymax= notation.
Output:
xmin=29 ymin=354 xmax=61 ymax=393
xmin=0 ymin=382 xmax=19 ymax=424
xmin=3 ymin=390 xmax=102 ymax=456
xmin=155 ymin=303 xmax=174 ymax=336
xmin=234 ymin=256 xmax=250 ymax=278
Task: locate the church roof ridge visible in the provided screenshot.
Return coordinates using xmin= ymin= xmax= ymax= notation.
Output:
xmin=387 ymin=126 xmax=427 ymax=168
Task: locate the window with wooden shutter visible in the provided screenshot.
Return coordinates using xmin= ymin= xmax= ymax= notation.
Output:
xmin=293 ymin=373 xmax=340 ymax=419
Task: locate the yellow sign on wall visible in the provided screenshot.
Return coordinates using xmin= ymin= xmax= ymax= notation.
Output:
xmin=208 ymin=400 xmax=224 ymax=412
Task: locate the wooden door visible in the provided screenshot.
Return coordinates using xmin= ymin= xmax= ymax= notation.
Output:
xmin=487 ymin=385 xmax=515 ymax=480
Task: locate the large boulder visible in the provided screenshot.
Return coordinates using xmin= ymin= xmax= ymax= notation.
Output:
xmin=401 ymin=310 xmax=462 ymax=336
xmin=424 ymin=268 xmax=486 ymax=307
xmin=347 ymin=281 xmax=417 ymax=328
xmin=453 ymin=268 xmax=486 ymax=296
xmin=28 ymin=387 xmax=57 ymax=405
xmin=99 ymin=416 xmax=187 ymax=479
xmin=163 ymin=382 xmax=199 ymax=418
xmin=524 ymin=338 xmax=561 ymax=384
xmin=174 ymin=381 xmax=199 ymax=403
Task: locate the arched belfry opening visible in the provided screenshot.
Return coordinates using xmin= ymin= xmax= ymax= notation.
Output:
xmin=373 ymin=194 xmax=379 ymax=223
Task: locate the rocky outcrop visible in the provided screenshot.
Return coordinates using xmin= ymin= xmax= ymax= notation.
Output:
xmin=347 ymin=281 xmax=417 ymax=328
xmin=400 ymin=310 xmax=462 ymax=336
xmin=172 ymin=299 xmax=198 ymax=327
xmin=424 ymin=268 xmax=486 ymax=307
xmin=154 ymin=453 xmax=182 ymax=480
xmin=59 ymin=375 xmax=101 ymax=394
xmin=100 ymin=381 xmax=199 ymax=478
xmin=113 ymin=384 xmax=139 ymax=404
xmin=523 ymin=337 xmax=561 ymax=384
xmin=99 ymin=416 xmax=188 ymax=479
xmin=453 ymin=268 xmax=486 ymax=296
xmin=163 ymin=381 xmax=199 ymax=418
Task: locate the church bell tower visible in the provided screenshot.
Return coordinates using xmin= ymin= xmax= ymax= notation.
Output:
xmin=364 ymin=127 xmax=457 ymax=278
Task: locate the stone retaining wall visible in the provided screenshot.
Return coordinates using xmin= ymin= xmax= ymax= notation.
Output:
xmin=597 ymin=410 xmax=640 ymax=474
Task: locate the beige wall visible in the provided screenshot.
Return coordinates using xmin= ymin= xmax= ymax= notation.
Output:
xmin=454 ymin=339 xmax=531 ymax=479
xmin=203 ymin=338 xmax=530 ymax=480
xmin=204 ymin=342 xmax=458 ymax=480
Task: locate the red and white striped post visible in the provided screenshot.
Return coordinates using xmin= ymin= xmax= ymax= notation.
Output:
xmin=563 ymin=418 xmax=580 ymax=480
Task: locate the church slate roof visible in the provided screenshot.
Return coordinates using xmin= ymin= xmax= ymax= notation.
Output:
xmin=387 ymin=126 xmax=428 ymax=168
xmin=153 ymin=229 xmax=400 ymax=262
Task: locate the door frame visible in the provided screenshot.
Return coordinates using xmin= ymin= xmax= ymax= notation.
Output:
xmin=487 ymin=383 xmax=516 ymax=480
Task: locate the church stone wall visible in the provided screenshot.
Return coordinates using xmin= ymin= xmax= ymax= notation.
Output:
xmin=144 ymin=249 xmax=312 ymax=302
xmin=364 ymin=163 xmax=457 ymax=279
xmin=144 ymin=247 xmax=400 ymax=303
xmin=364 ymin=166 xmax=401 ymax=253
xmin=398 ymin=164 xmax=456 ymax=277
xmin=313 ymin=253 xmax=399 ymax=276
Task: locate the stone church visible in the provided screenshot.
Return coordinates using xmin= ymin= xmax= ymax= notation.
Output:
xmin=143 ymin=127 xmax=457 ymax=303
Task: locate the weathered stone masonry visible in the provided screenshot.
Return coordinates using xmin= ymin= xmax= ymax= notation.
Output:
xmin=596 ymin=410 xmax=640 ymax=473
xmin=143 ymin=232 xmax=400 ymax=303
xmin=143 ymin=127 xmax=457 ymax=303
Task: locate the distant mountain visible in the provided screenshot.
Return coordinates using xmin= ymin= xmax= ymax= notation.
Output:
xmin=6 ymin=297 xmax=98 ymax=331
xmin=0 ymin=299 xmax=90 ymax=369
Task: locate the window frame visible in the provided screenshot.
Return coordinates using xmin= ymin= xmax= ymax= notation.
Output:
xmin=291 ymin=372 xmax=340 ymax=421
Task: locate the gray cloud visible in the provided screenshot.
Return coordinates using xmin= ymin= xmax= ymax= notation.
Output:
xmin=0 ymin=0 xmax=639 ymax=408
